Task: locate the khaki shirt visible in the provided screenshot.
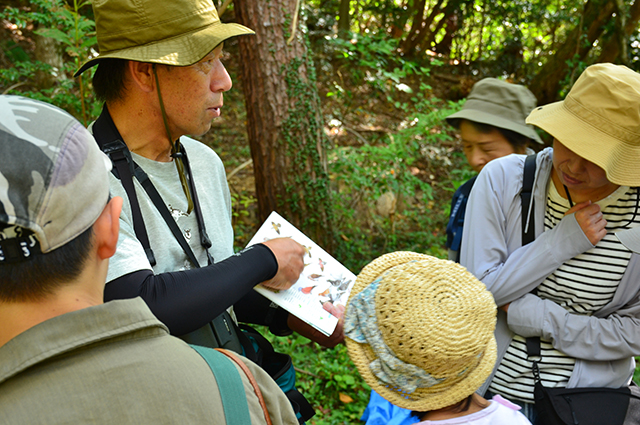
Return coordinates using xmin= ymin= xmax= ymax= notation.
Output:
xmin=0 ymin=298 xmax=297 ymax=424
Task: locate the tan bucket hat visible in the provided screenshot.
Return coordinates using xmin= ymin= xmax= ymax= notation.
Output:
xmin=526 ymin=63 xmax=640 ymax=187
xmin=74 ymin=0 xmax=254 ymax=76
xmin=445 ymin=78 xmax=542 ymax=144
xmin=344 ymin=252 xmax=497 ymax=412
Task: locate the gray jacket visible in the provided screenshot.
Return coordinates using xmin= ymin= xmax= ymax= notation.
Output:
xmin=461 ymin=148 xmax=640 ymax=394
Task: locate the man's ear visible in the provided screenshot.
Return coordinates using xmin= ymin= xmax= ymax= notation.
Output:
xmin=127 ymin=60 xmax=155 ymax=93
xmin=93 ymin=197 xmax=123 ymax=260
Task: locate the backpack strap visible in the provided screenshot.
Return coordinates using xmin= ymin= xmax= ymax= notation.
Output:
xmin=190 ymin=345 xmax=254 ymax=425
xmin=216 ymin=348 xmax=273 ymax=425
xmin=520 ymin=153 xmax=541 ymax=361
xmin=521 ymin=153 xmax=537 ymax=246
xmin=446 ymin=175 xmax=478 ymax=263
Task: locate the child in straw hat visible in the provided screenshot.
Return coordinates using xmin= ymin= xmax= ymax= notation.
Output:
xmin=344 ymin=252 xmax=531 ymax=424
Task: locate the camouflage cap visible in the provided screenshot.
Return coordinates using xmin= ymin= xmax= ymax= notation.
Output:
xmin=0 ymin=95 xmax=112 ymax=262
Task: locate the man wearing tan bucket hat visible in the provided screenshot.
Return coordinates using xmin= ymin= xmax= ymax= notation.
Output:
xmin=460 ymin=63 xmax=640 ymax=423
xmin=73 ymin=0 xmax=342 ymax=421
xmin=344 ymin=252 xmax=531 ymax=424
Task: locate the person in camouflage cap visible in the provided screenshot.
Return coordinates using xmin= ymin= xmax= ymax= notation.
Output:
xmin=0 ymin=95 xmax=298 ymax=425
xmin=0 ymin=94 xmax=112 ymax=292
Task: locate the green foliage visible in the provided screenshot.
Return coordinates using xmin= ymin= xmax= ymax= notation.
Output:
xmin=327 ymin=33 xmax=433 ymax=102
xmin=255 ymin=327 xmax=371 ymax=425
xmin=330 ymin=98 xmax=463 ymax=273
xmin=1 ymin=0 xmax=99 ymax=124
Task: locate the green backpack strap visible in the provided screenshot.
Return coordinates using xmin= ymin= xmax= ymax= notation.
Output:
xmin=190 ymin=344 xmax=252 ymax=425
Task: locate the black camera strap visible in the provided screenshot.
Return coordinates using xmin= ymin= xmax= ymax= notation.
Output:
xmin=93 ymin=105 xmax=239 ymax=352
xmin=93 ymin=105 xmax=213 ymax=268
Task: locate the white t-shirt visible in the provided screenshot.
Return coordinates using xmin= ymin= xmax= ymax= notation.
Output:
xmin=416 ymin=396 xmax=531 ymax=425
xmin=106 ymin=136 xmax=235 ymax=282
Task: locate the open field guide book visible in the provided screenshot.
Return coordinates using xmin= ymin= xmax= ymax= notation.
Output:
xmin=247 ymin=211 xmax=356 ymax=336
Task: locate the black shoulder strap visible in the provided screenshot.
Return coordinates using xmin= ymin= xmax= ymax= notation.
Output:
xmin=520 ymin=153 xmax=541 ymax=359
xmin=521 ymin=153 xmax=537 ymax=246
xmin=94 ymin=106 xmax=213 ymax=269
xmin=94 ymin=105 xmax=156 ymax=266
xmin=132 ymin=163 xmax=203 ymax=268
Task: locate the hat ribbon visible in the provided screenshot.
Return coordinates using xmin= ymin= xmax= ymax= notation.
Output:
xmin=345 ymin=277 xmax=446 ymax=393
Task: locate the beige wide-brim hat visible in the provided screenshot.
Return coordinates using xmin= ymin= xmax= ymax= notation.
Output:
xmin=74 ymin=0 xmax=254 ymax=76
xmin=446 ymin=77 xmax=542 ymax=144
xmin=526 ymin=63 xmax=640 ymax=187
xmin=345 ymin=252 xmax=497 ymax=412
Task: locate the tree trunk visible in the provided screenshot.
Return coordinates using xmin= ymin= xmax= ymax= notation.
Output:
xmin=33 ymin=33 xmax=64 ymax=89
xmin=529 ymin=0 xmax=616 ymax=105
xmin=338 ymin=0 xmax=351 ymax=39
xmin=597 ymin=0 xmax=640 ymax=64
xmin=235 ymin=0 xmax=335 ymax=251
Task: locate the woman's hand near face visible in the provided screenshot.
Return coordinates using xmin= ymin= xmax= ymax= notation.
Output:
xmin=566 ymin=200 xmax=607 ymax=245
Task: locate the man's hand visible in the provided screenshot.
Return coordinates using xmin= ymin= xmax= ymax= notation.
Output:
xmin=287 ymin=302 xmax=345 ymax=348
xmin=566 ymin=201 xmax=607 ymax=245
xmin=260 ymin=238 xmax=306 ymax=291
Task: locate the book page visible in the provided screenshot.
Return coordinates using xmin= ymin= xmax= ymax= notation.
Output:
xmin=247 ymin=211 xmax=356 ymax=336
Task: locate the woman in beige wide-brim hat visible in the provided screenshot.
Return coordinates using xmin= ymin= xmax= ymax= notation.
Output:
xmin=459 ymin=63 xmax=640 ymax=423
xmin=344 ymin=252 xmax=531 ymax=424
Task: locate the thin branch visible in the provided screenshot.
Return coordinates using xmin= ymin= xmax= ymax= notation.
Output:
xmin=227 ymin=158 xmax=253 ymax=180
xmin=219 ymin=0 xmax=233 ymax=16
xmin=287 ymin=0 xmax=301 ymax=45
xmin=2 ymin=82 xmax=27 ymax=95
xmin=294 ymin=366 xmax=321 ymax=379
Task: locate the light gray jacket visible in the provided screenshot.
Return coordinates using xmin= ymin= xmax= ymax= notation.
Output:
xmin=461 ymin=147 xmax=640 ymax=394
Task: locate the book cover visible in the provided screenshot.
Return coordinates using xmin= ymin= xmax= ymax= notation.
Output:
xmin=247 ymin=211 xmax=356 ymax=336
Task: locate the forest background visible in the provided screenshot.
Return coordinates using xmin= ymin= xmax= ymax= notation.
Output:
xmin=3 ymin=0 xmax=640 ymax=423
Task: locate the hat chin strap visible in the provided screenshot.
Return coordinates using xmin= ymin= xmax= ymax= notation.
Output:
xmin=152 ymin=64 xmax=194 ymax=214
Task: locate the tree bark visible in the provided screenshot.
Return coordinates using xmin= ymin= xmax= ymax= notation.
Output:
xmin=235 ymin=0 xmax=335 ymax=250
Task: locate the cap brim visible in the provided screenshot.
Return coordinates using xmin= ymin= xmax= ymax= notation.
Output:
xmin=75 ymin=22 xmax=254 ymax=77
xmin=446 ymin=109 xmax=542 ymax=144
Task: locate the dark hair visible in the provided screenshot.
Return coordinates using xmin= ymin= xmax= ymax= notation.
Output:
xmin=412 ymin=394 xmax=479 ymax=419
xmin=468 ymin=120 xmax=533 ymax=153
xmin=0 ymin=227 xmax=94 ymax=302
xmin=92 ymin=58 xmax=129 ymax=103
xmin=452 ymin=118 xmax=534 ymax=154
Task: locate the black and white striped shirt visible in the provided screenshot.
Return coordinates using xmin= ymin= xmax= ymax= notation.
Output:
xmin=490 ymin=181 xmax=640 ymax=403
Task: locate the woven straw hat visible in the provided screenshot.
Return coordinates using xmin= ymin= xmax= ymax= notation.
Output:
xmin=344 ymin=252 xmax=497 ymax=412
xmin=445 ymin=78 xmax=542 ymax=144
xmin=74 ymin=0 xmax=254 ymax=76
xmin=526 ymin=63 xmax=640 ymax=187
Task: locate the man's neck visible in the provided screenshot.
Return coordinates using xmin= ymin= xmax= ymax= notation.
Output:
xmin=0 ymin=282 xmax=103 ymax=348
xmin=106 ymin=101 xmax=175 ymax=162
